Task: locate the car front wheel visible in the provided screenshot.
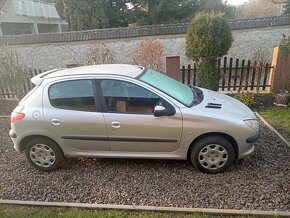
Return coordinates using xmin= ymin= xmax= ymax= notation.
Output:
xmin=190 ymin=136 xmax=235 ymax=174
xmin=25 ymin=137 xmax=64 ymax=171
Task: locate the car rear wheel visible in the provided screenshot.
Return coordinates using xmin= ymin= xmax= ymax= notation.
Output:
xmin=190 ymin=136 xmax=235 ymax=174
xmin=25 ymin=137 xmax=64 ymax=171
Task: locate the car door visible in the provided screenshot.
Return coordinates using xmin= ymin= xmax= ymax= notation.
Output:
xmin=43 ymin=78 xmax=109 ymax=152
xmin=98 ymin=79 xmax=183 ymax=152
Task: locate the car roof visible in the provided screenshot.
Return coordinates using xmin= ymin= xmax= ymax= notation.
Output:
xmin=31 ymin=64 xmax=145 ymax=86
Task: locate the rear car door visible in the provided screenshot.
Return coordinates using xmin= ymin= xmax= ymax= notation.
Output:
xmin=43 ymin=78 xmax=109 ymax=152
xmin=98 ymin=79 xmax=183 ymax=152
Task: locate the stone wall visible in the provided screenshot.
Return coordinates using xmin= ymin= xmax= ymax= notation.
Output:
xmin=7 ymin=26 xmax=289 ymax=70
xmin=1 ymin=16 xmax=290 ymax=70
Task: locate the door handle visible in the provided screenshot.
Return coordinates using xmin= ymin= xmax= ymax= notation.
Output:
xmin=111 ymin=121 xmax=121 ymax=129
xmin=51 ymin=118 xmax=61 ymax=126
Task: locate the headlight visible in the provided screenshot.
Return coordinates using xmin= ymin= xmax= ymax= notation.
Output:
xmin=244 ymin=119 xmax=259 ymax=130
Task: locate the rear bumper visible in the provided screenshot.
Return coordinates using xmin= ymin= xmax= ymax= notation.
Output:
xmin=9 ymin=129 xmax=21 ymax=154
xmin=9 ymin=129 xmax=17 ymax=139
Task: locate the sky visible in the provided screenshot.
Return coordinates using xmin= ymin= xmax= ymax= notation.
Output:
xmin=227 ymin=0 xmax=249 ymax=6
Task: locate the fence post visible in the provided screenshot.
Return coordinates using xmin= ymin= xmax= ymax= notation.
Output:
xmin=222 ymin=57 xmax=227 ymax=91
xmin=245 ymin=60 xmax=251 ymax=91
xmin=181 ymin=66 xmax=185 ymax=84
xmin=228 ymin=58 xmax=233 ymax=91
xmin=234 ymin=59 xmax=239 ymax=91
xmin=239 ymin=60 xmax=245 ymax=92
xmin=251 ymin=62 xmax=257 ymax=91
xmin=193 ymin=63 xmax=197 ymax=86
xmin=269 ymin=46 xmax=290 ymax=93
xmin=263 ymin=63 xmax=270 ymax=91
xmin=187 ymin=64 xmax=191 ymax=85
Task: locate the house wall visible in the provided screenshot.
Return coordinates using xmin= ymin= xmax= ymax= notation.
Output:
xmin=1 ymin=22 xmax=33 ymax=35
xmin=0 ymin=0 xmax=65 ymax=24
xmin=0 ymin=0 xmax=67 ymax=35
xmin=38 ymin=24 xmax=60 ymax=34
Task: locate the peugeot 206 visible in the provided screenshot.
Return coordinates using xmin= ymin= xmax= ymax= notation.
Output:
xmin=9 ymin=64 xmax=260 ymax=173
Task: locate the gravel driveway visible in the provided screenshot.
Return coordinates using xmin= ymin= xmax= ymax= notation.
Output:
xmin=0 ymin=117 xmax=289 ymax=211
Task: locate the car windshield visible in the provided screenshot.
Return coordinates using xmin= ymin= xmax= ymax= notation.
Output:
xmin=139 ymin=69 xmax=197 ymax=106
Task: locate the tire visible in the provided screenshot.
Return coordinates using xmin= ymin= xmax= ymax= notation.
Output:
xmin=190 ymin=136 xmax=235 ymax=174
xmin=25 ymin=137 xmax=64 ymax=171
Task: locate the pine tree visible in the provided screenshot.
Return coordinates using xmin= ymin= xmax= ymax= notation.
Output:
xmin=55 ymin=0 xmax=109 ymax=30
xmin=186 ymin=12 xmax=233 ymax=91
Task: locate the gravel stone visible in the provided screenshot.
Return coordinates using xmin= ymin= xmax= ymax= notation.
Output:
xmin=0 ymin=117 xmax=289 ymax=211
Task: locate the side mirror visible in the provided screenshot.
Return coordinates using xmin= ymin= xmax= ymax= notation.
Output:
xmin=154 ymin=106 xmax=170 ymax=117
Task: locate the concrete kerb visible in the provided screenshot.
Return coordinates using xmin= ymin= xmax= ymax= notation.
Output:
xmin=255 ymin=112 xmax=290 ymax=148
xmin=0 ymin=199 xmax=290 ymax=217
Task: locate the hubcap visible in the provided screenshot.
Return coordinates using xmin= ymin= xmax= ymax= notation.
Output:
xmin=29 ymin=144 xmax=56 ymax=168
xmin=198 ymin=144 xmax=228 ymax=170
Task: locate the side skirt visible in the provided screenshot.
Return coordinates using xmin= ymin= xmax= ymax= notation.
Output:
xmin=64 ymin=149 xmax=187 ymax=160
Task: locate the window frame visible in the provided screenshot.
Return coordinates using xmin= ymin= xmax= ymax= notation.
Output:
xmin=48 ymin=79 xmax=101 ymax=112
xmin=96 ymin=79 xmax=175 ymax=115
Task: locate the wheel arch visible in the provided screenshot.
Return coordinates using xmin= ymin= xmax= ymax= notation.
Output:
xmin=187 ymin=132 xmax=239 ymax=160
xmin=19 ymin=135 xmax=64 ymax=155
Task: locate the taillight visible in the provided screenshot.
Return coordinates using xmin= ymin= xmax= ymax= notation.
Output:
xmin=11 ymin=112 xmax=25 ymax=123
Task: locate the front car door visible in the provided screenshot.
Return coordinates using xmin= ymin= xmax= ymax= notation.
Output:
xmin=43 ymin=78 xmax=109 ymax=153
xmin=97 ymin=79 xmax=183 ymax=152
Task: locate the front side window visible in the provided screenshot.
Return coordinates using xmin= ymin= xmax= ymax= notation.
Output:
xmin=49 ymin=80 xmax=97 ymax=111
xmin=100 ymin=80 xmax=161 ymax=114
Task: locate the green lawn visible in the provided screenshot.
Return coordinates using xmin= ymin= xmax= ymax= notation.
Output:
xmin=259 ymin=106 xmax=290 ymax=141
xmin=0 ymin=205 xmax=280 ymax=218
xmin=0 ymin=205 xmax=211 ymax=218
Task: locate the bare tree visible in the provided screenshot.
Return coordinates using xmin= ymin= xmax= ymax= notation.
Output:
xmin=236 ymin=0 xmax=283 ymax=18
xmin=85 ymin=42 xmax=114 ymax=65
xmin=252 ymin=47 xmax=271 ymax=92
xmin=0 ymin=46 xmax=27 ymax=100
xmin=132 ymin=38 xmax=163 ymax=72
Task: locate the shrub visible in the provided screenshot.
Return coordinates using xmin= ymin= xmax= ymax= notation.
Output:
xmin=186 ymin=12 xmax=233 ymax=91
xmin=132 ymin=38 xmax=163 ymax=72
xmin=231 ymin=92 xmax=275 ymax=109
xmin=234 ymin=92 xmax=256 ymax=107
xmin=254 ymin=93 xmax=275 ymax=109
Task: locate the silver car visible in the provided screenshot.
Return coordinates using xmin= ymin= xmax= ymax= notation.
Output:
xmin=9 ymin=64 xmax=260 ymax=173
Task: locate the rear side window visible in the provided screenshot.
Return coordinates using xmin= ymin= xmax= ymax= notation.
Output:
xmin=48 ymin=80 xmax=97 ymax=111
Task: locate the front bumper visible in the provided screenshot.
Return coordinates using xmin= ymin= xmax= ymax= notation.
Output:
xmin=246 ymin=129 xmax=261 ymax=143
xmin=238 ymin=129 xmax=260 ymax=159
